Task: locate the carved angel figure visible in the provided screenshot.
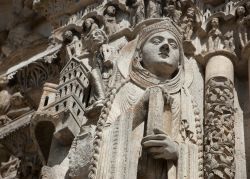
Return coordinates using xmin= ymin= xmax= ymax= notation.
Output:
xmin=87 ymin=19 xmax=201 ymax=179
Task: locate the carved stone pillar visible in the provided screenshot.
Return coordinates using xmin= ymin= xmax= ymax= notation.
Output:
xmin=204 ymin=54 xmax=235 ymax=178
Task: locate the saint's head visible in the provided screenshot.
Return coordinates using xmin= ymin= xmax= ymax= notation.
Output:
xmin=135 ymin=19 xmax=183 ymax=81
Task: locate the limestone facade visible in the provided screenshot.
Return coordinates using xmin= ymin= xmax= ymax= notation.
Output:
xmin=0 ymin=0 xmax=249 ymax=179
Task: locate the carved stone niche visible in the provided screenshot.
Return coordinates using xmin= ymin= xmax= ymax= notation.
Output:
xmin=203 ymin=0 xmax=225 ymax=6
xmin=31 ymin=111 xmax=79 ymax=165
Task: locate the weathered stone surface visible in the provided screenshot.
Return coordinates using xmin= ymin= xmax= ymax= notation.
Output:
xmin=0 ymin=0 xmax=249 ymax=179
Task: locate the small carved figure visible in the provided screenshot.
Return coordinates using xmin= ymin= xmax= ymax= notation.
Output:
xmin=244 ymin=1 xmax=250 ymax=26
xmin=147 ymin=0 xmax=164 ymax=18
xmin=129 ymin=0 xmax=145 ymax=25
xmin=207 ymin=17 xmax=222 ymax=51
xmin=99 ymin=44 xmax=117 ymax=83
xmin=85 ymin=29 xmax=109 ymax=109
xmin=223 ymin=31 xmax=235 ymax=52
xmin=104 ymin=5 xmax=119 ymax=35
xmin=82 ymin=17 xmax=99 ymax=35
xmin=235 ymin=6 xmax=248 ymax=48
xmin=63 ymin=30 xmax=81 ymax=56
xmin=163 ymin=1 xmax=182 ymax=24
xmin=181 ymin=7 xmax=196 ymax=40
xmin=63 ymin=30 xmax=74 ymax=44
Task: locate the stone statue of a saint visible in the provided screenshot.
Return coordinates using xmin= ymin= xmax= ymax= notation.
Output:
xmin=87 ymin=19 xmax=201 ymax=179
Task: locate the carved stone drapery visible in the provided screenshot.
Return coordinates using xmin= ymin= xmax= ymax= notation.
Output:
xmin=0 ymin=0 xmax=250 ymax=178
xmin=204 ymin=54 xmax=235 ymax=179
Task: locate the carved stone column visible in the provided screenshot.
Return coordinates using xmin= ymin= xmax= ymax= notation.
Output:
xmin=204 ymin=53 xmax=236 ymax=179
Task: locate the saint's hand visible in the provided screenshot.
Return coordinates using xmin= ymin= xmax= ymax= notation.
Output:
xmin=141 ymin=128 xmax=179 ymax=160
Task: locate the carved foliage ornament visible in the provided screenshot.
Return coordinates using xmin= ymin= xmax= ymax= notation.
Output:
xmin=204 ymin=77 xmax=235 ymax=179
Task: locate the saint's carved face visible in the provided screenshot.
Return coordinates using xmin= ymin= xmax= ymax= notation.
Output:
xmin=141 ymin=31 xmax=180 ymax=79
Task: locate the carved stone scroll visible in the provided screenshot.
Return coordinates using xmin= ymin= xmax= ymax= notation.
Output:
xmin=140 ymin=87 xmax=168 ymax=179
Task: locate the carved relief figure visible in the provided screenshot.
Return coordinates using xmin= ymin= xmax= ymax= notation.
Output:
xmin=85 ymin=29 xmax=108 ymax=110
xmin=128 ymin=0 xmax=145 ymax=26
xmin=104 ymin=5 xmax=119 ymax=35
xmin=0 ymin=0 xmax=248 ymax=179
xmin=223 ymin=31 xmax=235 ymax=52
xmin=163 ymin=0 xmax=182 ymax=24
xmin=181 ymin=7 xmax=196 ymax=40
xmin=235 ymin=6 xmax=248 ymax=48
xmin=63 ymin=30 xmax=78 ymax=44
xmin=207 ymin=17 xmax=222 ymax=51
xmin=245 ymin=2 xmax=250 ymax=27
xmin=87 ymin=19 xmax=201 ymax=179
xmin=147 ymin=0 xmax=162 ymax=18
xmin=82 ymin=18 xmax=99 ymax=36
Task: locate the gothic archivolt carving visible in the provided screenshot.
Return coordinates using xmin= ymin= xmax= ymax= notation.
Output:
xmin=0 ymin=0 xmax=249 ymax=179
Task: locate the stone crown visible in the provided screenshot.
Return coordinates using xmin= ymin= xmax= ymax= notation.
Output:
xmin=137 ymin=18 xmax=183 ymax=48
